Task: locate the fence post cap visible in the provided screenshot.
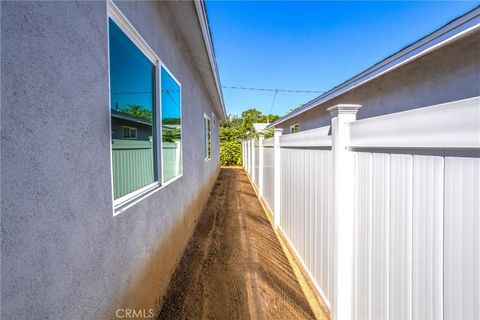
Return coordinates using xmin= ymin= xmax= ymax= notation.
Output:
xmin=258 ymin=134 xmax=264 ymax=140
xmin=273 ymin=128 xmax=283 ymax=135
xmin=327 ymin=104 xmax=361 ymax=117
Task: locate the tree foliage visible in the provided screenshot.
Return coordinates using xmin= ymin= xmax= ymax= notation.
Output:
xmin=121 ymin=105 xmax=153 ymax=121
xmin=162 ymin=127 xmax=181 ymax=143
xmin=220 ymin=109 xmax=279 ymax=166
xmin=220 ymin=141 xmax=242 ymax=166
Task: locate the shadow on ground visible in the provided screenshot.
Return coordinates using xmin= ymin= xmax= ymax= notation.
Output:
xmin=157 ymin=168 xmax=316 ymax=320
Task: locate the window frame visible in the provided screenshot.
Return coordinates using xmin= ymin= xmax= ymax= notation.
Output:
xmin=108 ymin=1 xmax=183 ymax=215
xmin=290 ymin=124 xmax=300 ymax=134
xmin=121 ymin=126 xmax=137 ymax=139
xmin=204 ymin=113 xmax=211 ymax=161
xmin=160 ymin=65 xmax=183 ymax=184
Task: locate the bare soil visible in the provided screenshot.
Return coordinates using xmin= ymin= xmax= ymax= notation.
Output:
xmin=158 ymin=168 xmax=317 ymax=320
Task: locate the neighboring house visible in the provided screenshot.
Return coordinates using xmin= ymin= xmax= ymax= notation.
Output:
xmin=1 ymin=1 xmax=225 ymax=319
xmin=290 ymin=124 xmax=300 ymax=134
xmin=252 ymin=122 xmax=270 ymax=135
xmin=270 ymin=7 xmax=480 ymax=133
xmin=111 ymin=110 xmax=153 ymax=141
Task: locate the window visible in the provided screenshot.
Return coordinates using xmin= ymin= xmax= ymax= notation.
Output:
xmin=108 ymin=2 xmax=183 ymax=212
xmin=204 ymin=114 xmax=211 ymax=160
xmin=109 ymin=17 xmax=158 ymax=203
xmin=161 ymin=67 xmax=182 ymax=182
xmin=122 ymin=126 xmax=137 ymax=139
xmin=290 ymin=124 xmax=300 ymax=134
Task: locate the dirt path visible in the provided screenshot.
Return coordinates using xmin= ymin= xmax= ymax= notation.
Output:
xmin=158 ymin=168 xmax=320 ymax=320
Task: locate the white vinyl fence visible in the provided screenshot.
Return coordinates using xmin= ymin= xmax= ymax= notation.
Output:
xmin=242 ymin=97 xmax=480 ymax=320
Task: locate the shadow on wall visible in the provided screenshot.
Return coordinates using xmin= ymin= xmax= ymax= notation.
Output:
xmin=107 ymin=168 xmax=220 ymax=320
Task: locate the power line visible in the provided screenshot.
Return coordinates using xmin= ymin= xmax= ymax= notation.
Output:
xmin=112 ymin=91 xmax=152 ymax=95
xmin=268 ymin=89 xmax=278 ymax=115
xmin=222 ymin=85 xmax=325 ymax=94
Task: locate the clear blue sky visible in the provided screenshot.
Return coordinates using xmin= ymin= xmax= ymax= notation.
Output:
xmin=205 ymin=1 xmax=479 ymax=117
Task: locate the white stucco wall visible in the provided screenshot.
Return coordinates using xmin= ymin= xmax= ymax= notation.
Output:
xmin=1 ymin=1 xmax=221 ymax=318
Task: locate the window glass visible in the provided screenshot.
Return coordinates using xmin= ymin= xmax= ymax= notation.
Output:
xmin=290 ymin=124 xmax=300 ymax=134
xmin=109 ymin=18 xmax=157 ymax=200
xmin=204 ymin=116 xmax=211 ymax=160
xmin=207 ymin=118 xmax=211 ymax=159
xmin=122 ymin=127 xmax=130 ymax=138
xmin=161 ymin=67 xmax=182 ymax=182
xmin=130 ymin=128 xmax=137 ymax=139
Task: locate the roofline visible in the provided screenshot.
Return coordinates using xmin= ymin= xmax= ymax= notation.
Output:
xmin=194 ymin=0 xmax=227 ymax=120
xmin=269 ymin=6 xmax=480 ymax=128
xmin=111 ymin=110 xmax=152 ymax=126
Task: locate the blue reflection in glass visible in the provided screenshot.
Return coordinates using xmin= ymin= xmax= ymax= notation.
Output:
xmin=161 ymin=67 xmax=182 ymax=181
xmin=109 ymin=18 xmax=156 ymax=199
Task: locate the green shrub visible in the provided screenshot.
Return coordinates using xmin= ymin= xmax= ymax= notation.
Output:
xmin=219 ymin=109 xmax=279 ymax=166
xmin=220 ymin=141 xmax=242 ymax=166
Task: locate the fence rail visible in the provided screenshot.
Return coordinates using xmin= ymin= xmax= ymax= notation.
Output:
xmin=242 ymin=96 xmax=480 ymax=320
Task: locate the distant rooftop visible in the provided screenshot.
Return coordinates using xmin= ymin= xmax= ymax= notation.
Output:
xmin=253 ymin=123 xmax=270 ymax=133
xmin=269 ymin=6 xmax=480 ymax=128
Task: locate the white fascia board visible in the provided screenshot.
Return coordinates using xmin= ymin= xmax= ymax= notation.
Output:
xmin=270 ymin=7 xmax=480 ymax=128
xmin=193 ymin=0 xmax=227 ymax=120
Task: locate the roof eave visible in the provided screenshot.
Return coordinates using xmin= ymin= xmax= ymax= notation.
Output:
xmin=193 ymin=0 xmax=227 ymax=120
xmin=269 ymin=6 xmax=480 ymax=128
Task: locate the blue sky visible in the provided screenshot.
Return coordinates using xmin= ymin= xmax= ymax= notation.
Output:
xmin=109 ymin=19 xmax=181 ymax=120
xmin=206 ymin=1 xmax=479 ymax=117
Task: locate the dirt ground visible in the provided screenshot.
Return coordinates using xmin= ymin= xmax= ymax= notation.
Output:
xmin=158 ymin=167 xmax=324 ymax=320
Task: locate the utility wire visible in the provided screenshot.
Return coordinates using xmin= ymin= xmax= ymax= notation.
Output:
xmin=268 ymin=89 xmax=278 ymax=115
xmin=222 ymin=85 xmax=325 ymax=94
xmin=112 ymin=91 xmax=152 ymax=95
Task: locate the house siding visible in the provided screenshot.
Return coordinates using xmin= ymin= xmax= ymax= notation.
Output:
xmin=1 ymin=1 xmax=221 ymax=319
xmin=278 ymin=30 xmax=480 ymax=133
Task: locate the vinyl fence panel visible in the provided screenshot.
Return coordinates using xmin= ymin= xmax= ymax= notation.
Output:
xmin=262 ymin=138 xmax=275 ymax=212
xmin=281 ymin=147 xmax=333 ymax=305
xmin=444 ymin=156 xmax=480 ymax=319
xmin=112 ymin=139 xmax=155 ymax=199
xmin=254 ymin=142 xmax=259 ymax=187
xmin=242 ymin=97 xmax=480 ymax=320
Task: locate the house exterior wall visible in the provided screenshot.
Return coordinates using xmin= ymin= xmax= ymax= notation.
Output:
xmin=1 ymin=1 xmax=221 ymax=319
xmin=112 ymin=117 xmax=152 ymax=141
xmin=278 ymin=30 xmax=480 ymax=133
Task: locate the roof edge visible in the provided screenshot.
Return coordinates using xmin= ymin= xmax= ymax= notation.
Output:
xmin=193 ymin=0 xmax=227 ymax=120
xmin=269 ymin=6 xmax=480 ymax=128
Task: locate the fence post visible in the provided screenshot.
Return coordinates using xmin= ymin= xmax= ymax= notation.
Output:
xmin=245 ymin=140 xmax=250 ymax=176
xmin=244 ymin=140 xmax=248 ymax=172
xmin=247 ymin=140 xmax=251 ymax=174
xmin=251 ymin=138 xmax=256 ymax=183
xmin=258 ymin=134 xmax=264 ymax=197
xmin=244 ymin=141 xmax=246 ymax=168
xmin=249 ymin=139 xmax=253 ymax=176
xmin=243 ymin=141 xmax=246 ymax=170
xmin=328 ymin=104 xmax=361 ymax=320
xmin=273 ymin=128 xmax=283 ymax=227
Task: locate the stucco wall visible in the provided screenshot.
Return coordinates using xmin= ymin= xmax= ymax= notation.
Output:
xmin=278 ymin=30 xmax=480 ymax=133
xmin=1 ymin=1 xmax=221 ymax=319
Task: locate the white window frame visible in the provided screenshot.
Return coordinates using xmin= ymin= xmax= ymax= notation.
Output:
xmin=108 ymin=0 xmax=183 ymax=216
xmin=204 ymin=113 xmax=211 ymax=161
xmin=121 ymin=126 xmax=137 ymax=139
xmin=212 ymin=112 xmax=216 ymax=127
xmin=160 ymin=65 xmax=183 ymax=184
xmin=290 ymin=124 xmax=300 ymax=134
